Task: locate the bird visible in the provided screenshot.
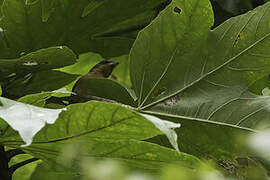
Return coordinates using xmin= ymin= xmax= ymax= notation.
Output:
xmin=46 ymin=60 xmax=119 ymax=105
xmin=72 ymin=60 xmax=120 ymax=100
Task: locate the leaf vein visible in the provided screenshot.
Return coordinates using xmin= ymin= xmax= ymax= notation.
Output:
xmin=141 ymin=31 xmax=270 ymax=110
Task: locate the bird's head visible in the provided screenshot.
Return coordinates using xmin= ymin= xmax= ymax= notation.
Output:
xmin=89 ymin=60 xmax=120 ymax=78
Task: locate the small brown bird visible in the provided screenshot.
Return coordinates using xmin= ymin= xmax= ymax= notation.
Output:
xmin=72 ymin=60 xmax=120 ymax=100
xmin=46 ymin=60 xmax=119 ymax=105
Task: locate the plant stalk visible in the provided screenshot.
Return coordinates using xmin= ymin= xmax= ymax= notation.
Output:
xmin=0 ymin=145 xmax=11 ymax=180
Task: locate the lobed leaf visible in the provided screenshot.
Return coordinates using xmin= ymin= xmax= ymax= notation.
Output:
xmin=130 ymin=0 xmax=270 ymax=163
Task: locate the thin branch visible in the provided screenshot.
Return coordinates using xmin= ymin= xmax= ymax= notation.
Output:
xmin=0 ymin=145 xmax=10 ymax=180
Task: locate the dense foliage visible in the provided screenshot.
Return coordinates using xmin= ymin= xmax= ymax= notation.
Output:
xmin=1 ymin=0 xmax=270 ymax=179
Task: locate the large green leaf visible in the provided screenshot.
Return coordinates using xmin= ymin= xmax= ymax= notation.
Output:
xmin=1 ymin=100 xmax=159 ymax=144
xmin=1 ymin=101 xmax=199 ymax=172
xmin=131 ymin=0 xmax=214 ymax=108
xmin=130 ymin=0 xmax=270 ymax=163
xmin=0 ymin=0 xmax=168 ymax=58
xmin=37 ymin=101 xmax=160 ymax=142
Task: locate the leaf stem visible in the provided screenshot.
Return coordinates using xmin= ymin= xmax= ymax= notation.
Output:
xmin=6 ymin=149 xmax=25 ymax=162
xmin=8 ymin=158 xmax=39 ymax=174
xmin=0 ymin=145 xmax=11 ymax=180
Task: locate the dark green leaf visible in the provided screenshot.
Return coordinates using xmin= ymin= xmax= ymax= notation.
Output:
xmin=3 ymin=70 xmax=78 ymax=99
xmin=0 ymin=46 xmax=77 ymax=79
xmin=75 ymin=78 xmax=135 ymax=106
xmin=0 ymin=0 xmax=168 ymax=58
xmin=249 ymin=75 xmax=270 ymax=95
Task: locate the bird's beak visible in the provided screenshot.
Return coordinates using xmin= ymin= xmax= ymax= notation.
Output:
xmin=109 ymin=61 xmax=120 ymax=68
